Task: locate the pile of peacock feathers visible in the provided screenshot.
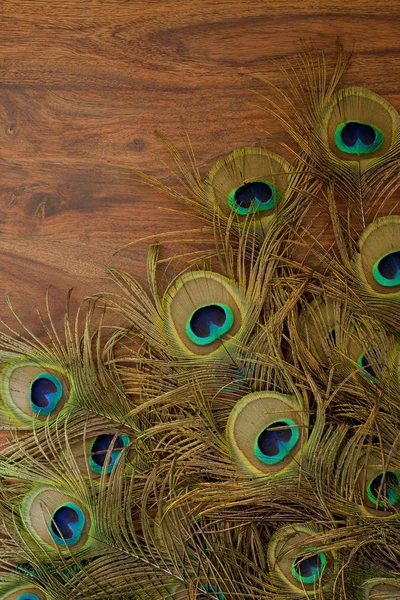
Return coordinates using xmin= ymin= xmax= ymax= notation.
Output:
xmin=0 ymin=44 xmax=399 ymax=600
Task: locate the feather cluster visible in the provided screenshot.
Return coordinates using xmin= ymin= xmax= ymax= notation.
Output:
xmin=0 ymin=44 xmax=399 ymax=600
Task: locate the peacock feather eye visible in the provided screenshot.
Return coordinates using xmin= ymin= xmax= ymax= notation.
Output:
xmin=357 ymin=353 xmax=377 ymax=382
xmin=372 ymin=251 xmax=400 ymax=287
xmin=186 ymin=303 xmax=234 ymax=346
xmin=205 ymin=146 xmax=291 ymax=227
xmin=197 ymin=584 xmax=225 ymax=600
xmin=50 ymin=502 xmax=86 ymax=547
xmin=163 ymin=271 xmax=246 ymax=358
xmin=1 ymin=362 xmax=71 ymax=427
xmin=356 ymin=216 xmax=400 ymax=296
xmin=22 ymin=487 xmax=92 ymax=553
xmin=366 ymin=471 xmax=400 ymax=510
xmin=29 ymin=373 xmax=63 ymax=416
xmin=227 ymin=392 xmax=307 ymax=477
xmin=316 ymin=88 xmax=400 ymax=192
xmin=0 ymin=586 xmax=48 ymax=600
xmin=254 ymin=419 xmax=300 ymax=465
xmin=267 ymin=523 xmax=334 ymax=594
xmin=89 ymin=434 xmax=130 ymax=475
xmin=334 ymin=121 xmax=384 ymax=155
xmin=227 ymin=180 xmax=280 ymax=215
xmin=291 ymin=549 xmax=327 ymax=585
xmin=356 ymin=450 xmax=400 ymax=516
xmin=361 ymin=578 xmax=400 ymax=599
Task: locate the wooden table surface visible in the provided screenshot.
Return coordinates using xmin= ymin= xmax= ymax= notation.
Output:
xmin=0 ymin=0 xmax=399 ymax=334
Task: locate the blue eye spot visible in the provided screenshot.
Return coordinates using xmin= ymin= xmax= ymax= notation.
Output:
xmin=30 ymin=373 xmax=63 ymax=416
xmin=228 ymin=181 xmax=280 ymax=215
xmin=254 ymin=419 xmax=300 ymax=465
xmin=186 ymin=304 xmax=234 ymax=346
xmin=367 ymin=471 xmax=400 ymax=509
xmin=357 ymin=353 xmax=377 ymax=382
xmin=17 ymin=595 xmax=42 ymax=600
xmin=292 ymin=550 xmax=327 ymax=585
xmin=89 ymin=434 xmax=130 ymax=475
xmin=50 ymin=502 xmax=85 ymax=546
xmin=373 ymin=251 xmax=400 ymax=287
xmin=334 ymin=121 xmax=384 ymax=155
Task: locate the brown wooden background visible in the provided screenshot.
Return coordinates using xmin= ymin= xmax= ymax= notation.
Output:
xmin=0 ymin=0 xmax=400 ymax=334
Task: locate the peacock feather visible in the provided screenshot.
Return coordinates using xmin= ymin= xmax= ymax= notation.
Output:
xmin=0 ymin=43 xmax=399 ymax=599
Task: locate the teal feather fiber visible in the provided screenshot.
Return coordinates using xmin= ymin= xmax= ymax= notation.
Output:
xmin=0 ymin=44 xmax=400 ymax=599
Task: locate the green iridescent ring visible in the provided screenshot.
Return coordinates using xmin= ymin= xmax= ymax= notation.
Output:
xmin=254 ymin=419 xmax=299 ymax=465
xmin=291 ymin=548 xmax=327 ymax=585
xmin=357 ymin=353 xmax=377 ymax=383
xmin=89 ymin=434 xmax=130 ymax=475
xmin=29 ymin=372 xmax=63 ymax=416
xmin=186 ymin=303 xmax=234 ymax=346
xmin=334 ymin=121 xmax=384 ymax=155
xmin=227 ymin=180 xmax=280 ymax=215
xmin=50 ymin=502 xmax=86 ymax=547
xmin=372 ymin=251 xmax=400 ymax=287
xmin=366 ymin=471 xmax=400 ymax=509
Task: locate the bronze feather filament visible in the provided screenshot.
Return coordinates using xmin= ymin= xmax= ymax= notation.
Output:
xmin=0 ymin=44 xmax=399 ymax=600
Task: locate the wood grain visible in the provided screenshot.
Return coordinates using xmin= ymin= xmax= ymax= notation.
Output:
xmin=0 ymin=0 xmax=400 ymax=336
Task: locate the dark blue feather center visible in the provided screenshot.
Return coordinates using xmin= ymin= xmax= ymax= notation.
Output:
xmin=234 ymin=181 xmax=272 ymax=208
xmin=51 ymin=506 xmax=79 ymax=540
xmin=91 ymin=434 xmax=125 ymax=467
xmin=340 ymin=122 xmax=376 ymax=147
xmin=377 ymin=251 xmax=400 ymax=280
xmin=190 ymin=305 xmax=227 ymax=338
xmin=325 ymin=328 xmax=336 ymax=344
xmin=30 ymin=377 xmax=57 ymax=408
xmin=257 ymin=421 xmax=292 ymax=457
xmin=293 ymin=554 xmax=322 ymax=578
xmin=360 ymin=354 xmax=376 ymax=379
xmin=370 ymin=472 xmax=398 ymax=502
